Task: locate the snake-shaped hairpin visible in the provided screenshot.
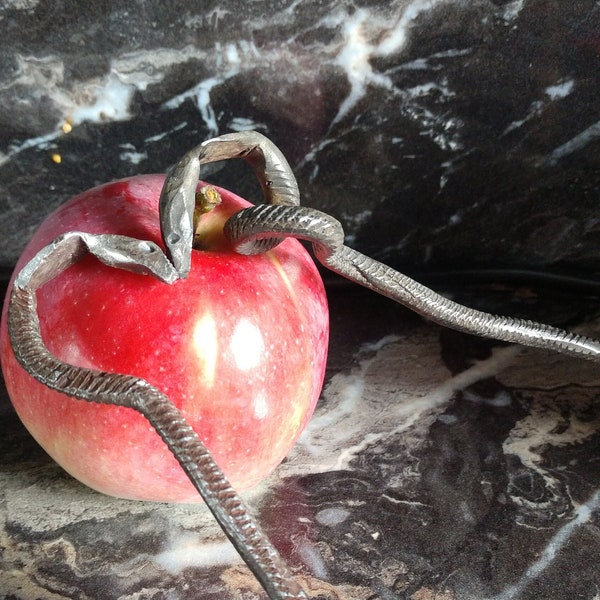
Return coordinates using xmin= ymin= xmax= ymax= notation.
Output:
xmin=8 ymin=131 xmax=600 ymax=600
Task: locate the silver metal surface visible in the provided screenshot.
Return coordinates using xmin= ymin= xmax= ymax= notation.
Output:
xmin=224 ymin=203 xmax=600 ymax=361
xmin=160 ymin=131 xmax=299 ymax=278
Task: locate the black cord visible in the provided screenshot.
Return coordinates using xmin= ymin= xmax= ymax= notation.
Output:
xmin=321 ymin=267 xmax=600 ymax=296
xmin=2 ymin=262 xmax=599 ymax=297
xmin=412 ymin=269 xmax=600 ymax=294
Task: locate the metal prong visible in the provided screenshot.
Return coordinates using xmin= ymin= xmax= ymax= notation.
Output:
xmin=159 ymin=131 xmax=301 ymax=278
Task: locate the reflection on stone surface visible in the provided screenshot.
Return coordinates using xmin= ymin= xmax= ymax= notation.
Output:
xmin=1 ymin=285 xmax=600 ymax=599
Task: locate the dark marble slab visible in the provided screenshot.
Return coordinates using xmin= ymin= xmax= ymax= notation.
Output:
xmin=0 ymin=0 xmax=599 ymax=275
xmin=1 ymin=281 xmax=600 ymax=599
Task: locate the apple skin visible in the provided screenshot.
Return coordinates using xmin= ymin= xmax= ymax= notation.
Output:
xmin=0 ymin=175 xmax=329 ymax=503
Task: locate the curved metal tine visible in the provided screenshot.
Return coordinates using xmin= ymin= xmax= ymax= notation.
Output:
xmin=224 ymin=204 xmax=600 ymax=362
xmin=158 ymin=151 xmax=201 ymax=280
xmin=14 ymin=231 xmax=178 ymax=290
xmin=159 ymin=131 xmax=300 ymax=279
xmin=8 ymin=232 xmax=308 ymax=600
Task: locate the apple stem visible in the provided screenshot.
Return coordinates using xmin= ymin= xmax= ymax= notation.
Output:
xmin=192 ymin=185 xmax=222 ymax=250
xmin=7 ymin=231 xmax=309 ymax=600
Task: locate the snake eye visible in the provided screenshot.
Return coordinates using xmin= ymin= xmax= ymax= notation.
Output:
xmin=138 ymin=241 xmax=156 ymax=253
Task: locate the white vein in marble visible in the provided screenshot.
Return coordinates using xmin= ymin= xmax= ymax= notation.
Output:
xmin=542 ymin=120 xmax=600 ymax=166
xmin=485 ymin=491 xmax=600 ymax=600
xmin=1 ymin=0 xmax=471 ymax=168
xmin=155 ymin=535 xmax=243 ymax=573
xmin=280 ymin=332 xmax=521 ymax=476
xmin=501 ymin=0 xmax=525 ymax=21
xmin=502 ymin=78 xmax=576 ymax=136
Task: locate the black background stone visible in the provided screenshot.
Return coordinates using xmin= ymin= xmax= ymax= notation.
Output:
xmin=0 ymin=0 xmax=598 ymax=278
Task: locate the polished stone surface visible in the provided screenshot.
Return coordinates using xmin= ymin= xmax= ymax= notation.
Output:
xmin=1 ymin=282 xmax=600 ymax=599
xmin=1 ymin=0 xmax=599 ymax=274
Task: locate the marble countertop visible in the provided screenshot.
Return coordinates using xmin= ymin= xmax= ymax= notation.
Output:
xmin=1 ymin=280 xmax=599 ymax=600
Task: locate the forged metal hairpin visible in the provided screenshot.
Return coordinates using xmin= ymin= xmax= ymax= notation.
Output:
xmin=224 ymin=204 xmax=600 ymax=360
xmin=159 ymin=130 xmax=300 ymax=278
xmin=7 ymin=131 xmax=600 ymax=600
xmin=8 ymin=132 xmax=308 ymax=600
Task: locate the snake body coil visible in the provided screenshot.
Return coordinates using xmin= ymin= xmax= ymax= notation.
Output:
xmin=7 ymin=230 xmax=308 ymax=600
xmin=224 ymin=204 xmax=600 ymax=362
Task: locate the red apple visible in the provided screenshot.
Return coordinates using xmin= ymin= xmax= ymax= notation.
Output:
xmin=0 ymin=175 xmax=329 ymax=503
